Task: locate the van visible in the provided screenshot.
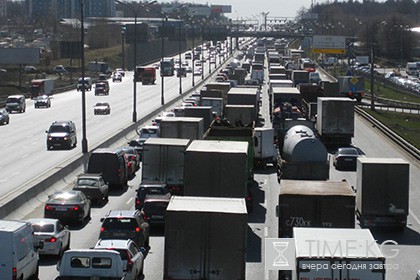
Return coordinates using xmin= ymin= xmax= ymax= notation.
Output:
xmin=57 ymin=249 xmax=126 ymax=280
xmin=0 ymin=220 xmax=43 ymax=280
xmin=406 ymin=62 xmax=418 ymax=76
xmin=76 ymin=77 xmax=92 ymax=91
xmin=87 ymin=148 xmax=128 ymax=188
xmin=139 ymin=125 xmax=159 ymax=138
xmin=6 ymin=94 xmax=26 ymax=113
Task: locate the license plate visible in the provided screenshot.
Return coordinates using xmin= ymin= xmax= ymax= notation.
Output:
xmin=113 ymin=232 xmax=126 ymax=237
xmin=344 ymin=158 xmax=353 ymax=161
xmin=55 ymin=206 xmax=68 ymax=211
xmin=152 ymin=215 xmax=164 ymax=219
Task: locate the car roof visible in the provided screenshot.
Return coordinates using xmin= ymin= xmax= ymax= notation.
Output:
xmin=77 ymin=173 xmax=102 ymax=179
xmin=28 ymin=218 xmax=59 ymax=225
xmin=94 ymin=239 xmax=132 ymax=249
xmin=105 ymin=210 xmax=139 ymax=218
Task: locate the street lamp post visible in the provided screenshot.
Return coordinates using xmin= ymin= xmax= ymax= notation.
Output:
xmin=191 ymin=23 xmax=195 ymax=87
xmin=161 ymin=16 xmax=166 ymax=105
xmin=178 ymin=21 xmax=182 ymax=95
xmin=121 ymin=26 xmax=125 ymax=70
xmin=80 ymin=0 xmax=88 ymax=154
xmin=115 ymin=0 xmax=157 ymax=122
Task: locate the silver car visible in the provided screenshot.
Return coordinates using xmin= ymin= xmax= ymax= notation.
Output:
xmin=94 ymin=239 xmax=145 ymax=280
xmin=0 ymin=108 xmax=10 ymax=125
xmin=28 ymin=218 xmax=71 ymax=257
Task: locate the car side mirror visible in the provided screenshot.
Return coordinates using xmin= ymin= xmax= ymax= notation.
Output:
xmin=45 ymin=130 xmax=48 ymax=133
xmin=100 ymin=218 xmax=104 ymax=222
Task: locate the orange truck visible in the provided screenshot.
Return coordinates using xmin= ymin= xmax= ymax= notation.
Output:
xmin=141 ymin=67 xmax=156 ymax=85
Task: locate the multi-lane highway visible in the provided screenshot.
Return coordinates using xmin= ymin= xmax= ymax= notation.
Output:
xmin=1 ymin=41 xmax=420 ymax=280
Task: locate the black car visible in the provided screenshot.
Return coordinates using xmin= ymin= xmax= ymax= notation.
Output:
xmin=46 ymin=121 xmax=77 ymax=150
xmin=72 ymin=173 xmax=109 ymax=204
xmin=34 ymin=95 xmax=51 ymax=108
xmin=135 ymin=184 xmax=169 ymax=210
xmin=333 ymin=147 xmax=360 ymax=171
xmin=44 ymin=191 xmax=91 ymax=225
xmin=127 ymin=138 xmax=147 ymax=160
xmin=0 ymin=108 xmax=9 ymax=125
xmin=99 ymin=210 xmax=150 ymax=248
xmin=141 ymin=194 xmax=171 ymax=226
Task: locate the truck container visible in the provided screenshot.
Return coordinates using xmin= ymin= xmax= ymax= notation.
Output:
xmin=268 ymin=73 xmax=287 ymax=81
xmin=278 ymin=125 xmax=329 ymax=181
xmin=231 ymin=67 xmax=247 ymax=85
xmin=251 ymin=63 xmax=264 ymax=84
xmin=184 ymin=140 xmax=248 ymax=198
xmin=140 ymin=67 xmax=156 ymax=84
xmin=271 ymin=87 xmax=302 ymax=128
xmin=29 ymin=79 xmax=54 ymax=98
xmin=141 ymin=138 xmax=190 ymax=195
xmin=338 ymin=76 xmax=365 ymax=102
xmin=320 ymin=80 xmax=340 ymax=97
xmin=184 ymin=106 xmax=212 ymax=131
xmin=356 ymin=157 xmax=409 ymax=229
xmin=88 ymin=61 xmax=111 ymax=74
xmin=291 ymin=70 xmax=310 ymax=87
xmin=164 ymin=196 xmax=247 ymax=280
xmin=160 ymin=57 xmax=175 ymax=76
xmin=254 ymin=52 xmax=265 ymax=64
xmin=316 ymin=97 xmax=355 ymax=146
xmin=204 ymin=121 xmax=255 ymax=182
xmin=227 ymin=87 xmax=259 ymax=108
xmin=269 ymin=65 xmax=286 ymax=74
xmin=254 ymin=127 xmax=276 ymax=167
xmin=159 ymin=117 xmax=204 ymax=140
xmin=288 ymin=228 xmax=386 ymax=280
xmin=201 ymin=98 xmax=223 ymax=117
xmin=278 ymin=180 xmax=355 ymax=238
xmin=224 ymin=104 xmax=256 ymax=125
xmin=205 ymin=82 xmax=231 ymax=105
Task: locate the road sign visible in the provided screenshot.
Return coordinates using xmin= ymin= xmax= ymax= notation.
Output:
xmin=312 ymin=35 xmax=346 ymax=54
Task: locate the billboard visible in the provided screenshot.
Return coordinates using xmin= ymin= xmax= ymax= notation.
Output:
xmin=0 ymin=48 xmax=40 ymax=64
xmin=60 ymin=42 xmax=83 ymax=59
xmin=312 ymin=35 xmax=346 ymax=54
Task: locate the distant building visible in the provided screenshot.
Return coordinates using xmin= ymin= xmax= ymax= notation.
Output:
xmin=26 ymin=0 xmax=116 ymax=19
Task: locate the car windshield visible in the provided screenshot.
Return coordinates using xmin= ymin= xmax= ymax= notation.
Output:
xmin=139 ymin=187 xmax=166 ymax=196
xmin=141 ymin=128 xmax=157 ymax=134
xmin=6 ymin=98 xmax=19 ymax=103
xmin=49 ymin=125 xmax=70 ymax=133
xmin=49 ymin=192 xmax=80 ymax=203
xmin=102 ymin=218 xmax=137 ymax=230
xmin=340 ymin=148 xmax=358 ymax=155
xmin=32 ymin=224 xmax=55 ymax=232
xmin=95 ymin=103 xmax=107 ymax=107
xmin=77 ymin=178 xmax=98 ymax=187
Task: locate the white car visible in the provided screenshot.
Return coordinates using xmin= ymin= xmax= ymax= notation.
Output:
xmin=139 ymin=125 xmax=159 ymax=138
xmin=115 ymin=68 xmax=125 ymax=77
xmin=28 ymin=218 xmax=71 ymax=257
xmin=94 ymin=239 xmax=145 ymax=280
xmin=161 ymin=111 xmax=176 ymax=118
xmin=194 ymin=67 xmax=202 ymax=76
xmin=113 ymin=72 xmax=122 ymax=82
xmin=94 ymin=102 xmax=111 ymax=115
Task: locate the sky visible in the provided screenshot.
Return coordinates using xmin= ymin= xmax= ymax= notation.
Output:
xmin=187 ymin=0 xmax=321 ymax=19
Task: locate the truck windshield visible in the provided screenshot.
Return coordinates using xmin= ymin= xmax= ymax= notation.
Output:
xmin=6 ymin=98 xmax=19 ymax=103
xmin=50 ymin=125 xmax=70 ymax=133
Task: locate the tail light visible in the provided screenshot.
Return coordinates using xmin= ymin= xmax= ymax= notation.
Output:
xmin=118 ymin=168 xmax=121 ymax=177
xmin=12 ymin=267 xmax=17 ymax=280
xmin=100 ymin=227 xmax=105 ymax=232
xmin=135 ymin=227 xmax=141 ymax=232
xmin=141 ymin=212 xmax=148 ymax=222
xmin=135 ymin=198 xmax=140 ymax=206
xmin=45 ymin=237 xmax=57 ymax=242
xmin=246 ymin=195 xmax=252 ymax=201
xmin=45 ymin=205 xmax=54 ymax=211
xmin=72 ymin=206 xmax=79 ymax=211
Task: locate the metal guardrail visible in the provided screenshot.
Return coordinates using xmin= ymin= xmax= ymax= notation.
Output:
xmin=355 ymin=106 xmax=420 ymax=161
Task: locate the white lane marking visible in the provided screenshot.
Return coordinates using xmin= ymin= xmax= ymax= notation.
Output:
xmin=410 ymin=209 xmax=420 ymax=226
xmin=264 ymin=226 xmax=268 ymax=237
xmin=22 ymin=154 xmax=30 ymax=159
xmin=126 ymin=197 xmax=133 ymax=205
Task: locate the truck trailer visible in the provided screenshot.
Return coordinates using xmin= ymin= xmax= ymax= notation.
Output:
xmin=278 ymin=180 xmax=355 ymax=238
xmin=356 ymin=157 xmax=409 ymax=230
xmin=164 ymin=196 xmax=247 ymax=280
xmin=316 ymin=97 xmax=355 ymax=146
xmin=29 ymin=79 xmax=54 ymax=99
xmin=288 ymin=227 xmax=386 ymax=280
xmin=141 ymin=138 xmax=191 ymax=195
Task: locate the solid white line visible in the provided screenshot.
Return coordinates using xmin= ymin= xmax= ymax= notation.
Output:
xmin=126 ymin=197 xmax=133 ymax=205
xmin=409 ymin=209 xmax=420 ymax=226
xmin=264 ymin=226 xmax=268 ymax=237
xmin=21 ymin=154 xmax=30 ymax=159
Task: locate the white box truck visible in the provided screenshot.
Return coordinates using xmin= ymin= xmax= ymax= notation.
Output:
xmin=290 ymin=227 xmax=386 ymax=280
xmin=164 ymin=196 xmax=247 ymax=280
